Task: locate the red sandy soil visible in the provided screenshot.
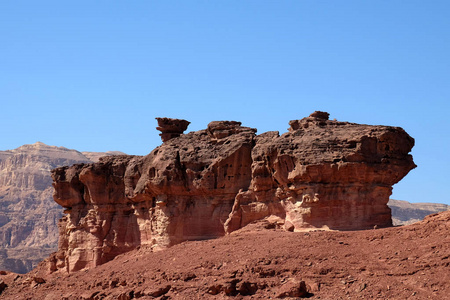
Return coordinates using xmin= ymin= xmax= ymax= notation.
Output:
xmin=1 ymin=211 xmax=449 ymax=300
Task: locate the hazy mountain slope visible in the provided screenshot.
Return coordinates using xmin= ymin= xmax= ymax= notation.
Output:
xmin=0 ymin=142 xmax=123 ymax=273
xmin=388 ymin=199 xmax=449 ymax=225
xmin=81 ymin=151 xmax=126 ymax=162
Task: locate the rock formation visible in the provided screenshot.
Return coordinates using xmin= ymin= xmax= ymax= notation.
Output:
xmin=0 ymin=142 xmax=124 ymax=273
xmin=50 ymin=112 xmax=416 ymax=273
xmin=155 ymin=117 xmax=190 ymax=142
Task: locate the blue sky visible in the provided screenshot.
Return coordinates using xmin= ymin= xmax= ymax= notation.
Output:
xmin=1 ymin=1 xmax=449 ymax=204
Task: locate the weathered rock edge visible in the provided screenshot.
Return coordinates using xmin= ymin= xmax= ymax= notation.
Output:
xmin=49 ymin=112 xmax=415 ymax=273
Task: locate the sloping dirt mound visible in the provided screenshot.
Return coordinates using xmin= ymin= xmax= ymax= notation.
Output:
xmin=2 ymin=211 xmax=449 ymax=299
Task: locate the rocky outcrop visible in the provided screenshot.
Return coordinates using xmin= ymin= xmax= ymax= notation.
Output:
xmin=156 ymin=117 xmax=190 ymax=142
xmin=0 ymin=142 xmax=125 ymax=273
xmin=388 ymin=199 xmax=449 ymax=225
xmin=50 ymin=112 xmax=416 ymax=273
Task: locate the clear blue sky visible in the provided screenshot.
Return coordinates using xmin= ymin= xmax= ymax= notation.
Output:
xmin=1 ymin=1 xmax=449 ymax=204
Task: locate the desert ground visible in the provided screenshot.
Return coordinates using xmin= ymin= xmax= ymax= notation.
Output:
xmin=1 ymin=211 xmax=449 ymax=299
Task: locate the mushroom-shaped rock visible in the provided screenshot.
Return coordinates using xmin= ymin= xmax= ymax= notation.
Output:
xmin=156 ymin=118 xmax=190 ymax=142
xmin=309 ymin=111 xmax=330 ymax=120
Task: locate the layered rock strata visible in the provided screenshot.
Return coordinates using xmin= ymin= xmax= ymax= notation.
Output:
xmin=50 ymin=112 xmax=416 ymax=273
xmin=0 ymin=142 xmax=124 ymax=273
xmin=388 ymin=199 xmax=449 ymax=225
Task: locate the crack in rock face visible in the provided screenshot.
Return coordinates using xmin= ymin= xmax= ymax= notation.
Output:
xmin=50 ymin=111 xmax=416 ymax=273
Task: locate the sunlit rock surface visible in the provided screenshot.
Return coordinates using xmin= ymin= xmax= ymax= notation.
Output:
xmin=51 ymin=112 xmax=416 ymax=272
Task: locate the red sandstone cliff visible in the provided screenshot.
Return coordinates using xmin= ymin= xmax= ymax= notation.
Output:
xmin=50 ymin=112 xmax=416 ymax=273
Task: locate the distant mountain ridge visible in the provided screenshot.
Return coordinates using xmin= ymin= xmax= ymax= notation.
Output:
xmin=81 ymin=151 xmax=127 ymax=163
xmin=388 ymin=199 xmax=449 ymax=225
xmin=0 ymin=142 xmax=125 ymax=273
